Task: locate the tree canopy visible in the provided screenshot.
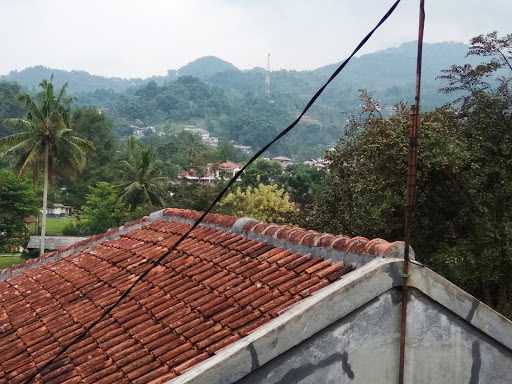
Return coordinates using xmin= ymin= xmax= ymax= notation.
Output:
xmin=304 ymin=42 xmax=512 ymax=315
xmin=218 ymin=184 xmax=296 ymax=224
xmin=119 ymin=138 xmax=168 ymax=210
xmin=0 ymin=171 xmax=37 ymax=251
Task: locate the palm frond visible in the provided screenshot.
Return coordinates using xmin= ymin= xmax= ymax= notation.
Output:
xmin=2 ymin=118 xmax=34 ymax=132
xmin=65 ymin=135 xmax=95 ymax=152
xmin=55 ymin=140 xmax=87 ymax=174
xmin=17 ymin=94 xmax=44 ymax=122
xmin=0 ymin=132 xmax=33 ymax=150
xmin=56 ymin=82 xmax=68 ymax=104
xmin=15 ymin=145 xmax=42 ymax=176
xmin=1 ymin=136 xmax=37 ymax=158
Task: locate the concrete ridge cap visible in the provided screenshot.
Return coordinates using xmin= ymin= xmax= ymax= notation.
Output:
xmin=168 ymin=258 xmax=403 ymax=384
xmin=162 ymin=207 xmax=413 ymax=260
xmin=408 ymin=262 xmax=512 ymax=352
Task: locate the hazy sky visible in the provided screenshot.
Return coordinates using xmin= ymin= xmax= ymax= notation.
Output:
xmin=1 ymin=0 xmax=509 ymax=78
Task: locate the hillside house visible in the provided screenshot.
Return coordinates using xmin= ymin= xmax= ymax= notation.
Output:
xmin=271 ymin=156 xmax=293 ymax=168
xmin=232 ymin=144 xmax=252 ymax=155
xmin=0 ymin=208 xmax=511 ymax=383
xmin=180 ymin=162 xmax=241 ymax=184
xmin=47 ymin=203 xmax=73 ymax=217
xmin=218 ymin=161 xmax=241 ymax=178
xmin=179 ymin=168 xmax=218 ymax=184
xmin=303 ymin=158 xmax=329 ymax=169
xmin=183 ymin=126 xmax=219 ymax=147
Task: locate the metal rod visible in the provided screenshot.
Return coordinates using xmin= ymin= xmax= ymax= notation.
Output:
xmin=398 ymin=1 xmax=425 ymax=383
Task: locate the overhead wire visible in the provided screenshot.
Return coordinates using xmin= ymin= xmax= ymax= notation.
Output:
xmin=24 ymin=1 xmax=402 ymax=382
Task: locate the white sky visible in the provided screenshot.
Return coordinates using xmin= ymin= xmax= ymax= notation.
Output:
xmin=1 ymin=0 xmax=509 ymax=78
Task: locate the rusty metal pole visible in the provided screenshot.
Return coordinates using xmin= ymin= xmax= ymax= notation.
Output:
xmin=398 ymin=1 xmax=425 ymax=384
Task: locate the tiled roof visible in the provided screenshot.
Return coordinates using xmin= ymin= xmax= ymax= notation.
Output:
xmin=0 ymin=209 xmax=402 ymax=384
xmin=218 ymin=161 xmax=241 ymax=170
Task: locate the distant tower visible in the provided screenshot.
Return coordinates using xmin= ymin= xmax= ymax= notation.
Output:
xmin=265 ymin=53 xmax=271 ymax=98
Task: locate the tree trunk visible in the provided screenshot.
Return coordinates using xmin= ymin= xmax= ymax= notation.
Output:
xmin=40 ymin=142 xmax=49 ymax=257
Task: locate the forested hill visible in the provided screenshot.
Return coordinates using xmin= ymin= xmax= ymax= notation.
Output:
xmin=2 ymin=42 xmax=471 ymax=98
xmin=0 ymin=41 xmax=476 ymax=159
xmin=177 ymin=56 xmax=239 ymax=79
xmin=0 ymin=66 xmax=147 ymax=93
xmin=208 ymin=42 xmax=478 ymax=110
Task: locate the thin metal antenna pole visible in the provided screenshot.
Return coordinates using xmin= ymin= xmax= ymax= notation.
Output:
xmin=398 ymin=0 xmax=425 ymax=383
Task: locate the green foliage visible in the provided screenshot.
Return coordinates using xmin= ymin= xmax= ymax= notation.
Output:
xmin=0 ymin=254 xmax=24 ymax=269
xmin=60 ymin=107 xmax=117 ymax=207
xmin=170 ymin=183 xmax=226 ymax=212
xmin=218 ymin=184 xmax=296 ymax=224
xmin=213 ymin=140 xmax=248 ymax=163
xmin=241 ymin=159 xmax=283 ymax=188
xmin=0 ymin=171 xmax=37 ymax=251
xmin=308 ymin=103 xmax=466 ymax=243
xmin=72 ymin=108 xmax=116 ymax=171
xmin=152 ymin=131 xmax=247 ymax=168
xmin=108 ymin=77 xmax=230 ymax=124
xmin=279 ymin=164 xmax=325 ymax=207
xmin=44 ymin=216 xmax=76 ymax=236
xmin=0 ymin=79 xmax=95 ymax=180
xmin=72 ymin=182 xmax=125 ymax=235
xmin=119 ymin=138 xmax=169 ymax=210
xmin=307 ymin=82 xmax=512 ymax=315
xmin=153 ymin=130 xmax=210 ymax=170
xmin=215 ymin=95 xmax=296 ymax=153
xmin=0 ymin=82 xmax=24 ymax=137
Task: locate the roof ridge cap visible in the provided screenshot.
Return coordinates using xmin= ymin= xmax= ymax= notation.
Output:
xmin=162 ymin=208 xmax=414 ymax=264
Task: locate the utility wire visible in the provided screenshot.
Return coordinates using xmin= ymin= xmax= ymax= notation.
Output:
xmin=25 ymin=1 xmax=402 ymax=382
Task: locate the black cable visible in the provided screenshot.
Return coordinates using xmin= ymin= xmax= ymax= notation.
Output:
xmin=25 ymin=1 xmax=401 ymax=381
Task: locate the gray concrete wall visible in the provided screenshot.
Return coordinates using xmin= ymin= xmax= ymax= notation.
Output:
xmin=406 ymin=289 xmax=512 ymax=384
xmin=238 ymin=290 xmax=402 ymax=384
xmin=237 ymin=288 xmax=512 ymax=384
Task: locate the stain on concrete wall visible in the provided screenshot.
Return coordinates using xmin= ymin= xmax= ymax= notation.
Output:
xmin=238 ymin=290 xmax=401 ymax=384
xmin=469 ymin=341 xmax=481 ymax=384
xmin=406 ymin=290 xmax=512 ymax=384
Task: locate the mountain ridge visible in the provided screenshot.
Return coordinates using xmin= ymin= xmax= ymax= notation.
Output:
xmin=1 ymin=41 xmax=470 ymax=95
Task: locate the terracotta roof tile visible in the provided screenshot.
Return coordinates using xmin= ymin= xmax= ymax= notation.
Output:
xmin=0 ymin=209 xmax=365 ymax=383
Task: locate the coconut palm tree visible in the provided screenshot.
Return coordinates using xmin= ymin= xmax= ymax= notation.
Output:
xmin=0 ymin=79 xmax=94 ymax=256
xmin=119 ymin=137 xmax=168 ymax=210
